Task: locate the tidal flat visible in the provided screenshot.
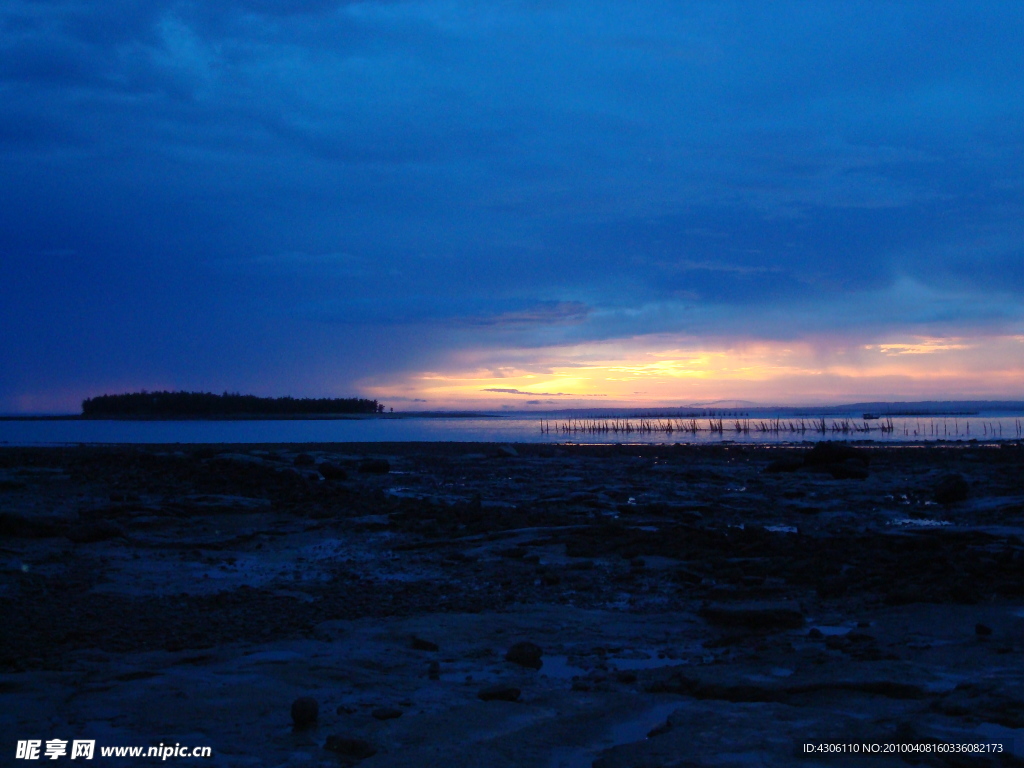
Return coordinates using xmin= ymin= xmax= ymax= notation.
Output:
xmin=1 ymin=442 xmax=1023 ymax=766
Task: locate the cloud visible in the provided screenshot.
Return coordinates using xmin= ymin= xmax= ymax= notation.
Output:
xmin=481 ymin=388 xmax=582 ymax=397
xmin=3 ymin=1 xmax=1024 ymax=409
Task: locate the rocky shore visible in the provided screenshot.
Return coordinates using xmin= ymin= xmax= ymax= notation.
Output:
xmin=1 ymin=441 xmax=1023 ymax=766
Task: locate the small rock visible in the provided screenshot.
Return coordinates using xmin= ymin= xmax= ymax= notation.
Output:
xmin=804 ymin=442 xmax=869 ymax=467
xmin=647 ymin=721 xmax=672 ymax=738
xmin=807 ymin=628 xmax=824 ymax=639
xmin=505 ymin=641 xmax=543 ymax=669
xmin=828 ymin=460 xmax=869 ymax=480
xmin=615 ymin=670 xmax=638 ymax=684
xmin=699 ymin=605 xmax=805 ymax=631
xmin=765 ymin=457 xmax=803 ymax=473
xmin=291 ymin=696 xmax=318 ymax=728
xmin=428 ymin=660 xmax=440 ymax=680
xmin=66 ymin=520 xmax=123 ymax=543
xmin=935 ymin=474 xmax=969 ymax=504
xmin=478 ymin=684 xmax=521 ymax=702
xmin=293 ymin=453 xmax=316 ymax=467
xmin=495 ymin=444 xmax=518 ymax=458
xmin=318 ymin=462 xmax=348 ymax=481
xmin=324 ymin=736 xmax=376 ymax=759
xmin=358 ymin=459 xmax=390 ymax=474
xmin=411 ymin=636 xmax=439 ymax=652
xmin=371 ymin=707 xmax=403 ymax=720
xmin=0 ymin=512 xmax=57 ymax=538
xmin=975 ymin=623 xmax=993 ymax=637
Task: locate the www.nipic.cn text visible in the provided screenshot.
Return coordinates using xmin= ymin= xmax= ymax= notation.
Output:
xmin=16 ymin=740 xmax=213 ymax=760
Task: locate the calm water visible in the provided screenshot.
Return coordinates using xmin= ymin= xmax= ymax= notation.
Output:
xmin=1 ymin=412 xmax=1022 ymax=445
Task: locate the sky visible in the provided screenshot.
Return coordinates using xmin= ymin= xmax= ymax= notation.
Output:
xmin=2 ymin=0 xmax=1023 ymax=413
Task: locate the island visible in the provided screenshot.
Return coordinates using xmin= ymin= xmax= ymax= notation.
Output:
xmin=81 ymin=390 xmax=384 ymax=418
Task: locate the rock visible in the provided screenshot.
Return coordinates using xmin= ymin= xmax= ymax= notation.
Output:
xmin=371 ymin=706 xmax=402 ymax=720
xmin=615 ymin=670 xmax=638 ymax=684
xmin=293 ymin=453 xmax=316 ymax=467
xmin=765 ymin=457 xmax=803 ymax=473
xmin=478 ymin=684 xmax=521 ymax=702
xmin=324 ymin=736 xmax=376 ymax=759
xmin=804 ymin=442 xmax=869 ymax=467
xmin=358 ymin=458 xmax=391 ymax=474
xmin=411 ymin=636 xmax=439 ymax=651
xmin=807 ymin=628 xmax=824 ymax=639
xmin=699 ymin=605 xmax=805 ymax=631
xmin=428 ymin=660 xmax=440 ymax=680
xmin=317 ymin=462 xmax=348 ymax=481
xmin=828 ymin=460 xmax=869 ymax=480
xmin=647 ymin=721 xmax=672 ymax=738
xmin=0 ymin=512 xmax=58 ymax=538
xmin=505 ymin=640 xmax=543 ymax=669
xmin=975 ymin=623 xmax=993 ymax=637
xmin=934 ymin=474 xmax=969 ymax=504
xmin=672 ymin=567 xmax=703 ymax=584
xmin=495 ymin=444 xmax=518 ymax=458
xmin=66 ymin=520 xmax=123 ymax=543
xmin=291 ymin=696 xmax=318 ymax=728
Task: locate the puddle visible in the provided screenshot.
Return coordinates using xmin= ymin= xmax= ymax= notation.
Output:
xmin=549 ymin=701 xmax=682 ymax=768
xmin=765 ymin=525 xmax=798 ymax=534
xmin=806 ymin=624 xmax=853 ymax=636
xmin=611 ymin=654 xmax=682 ymax=671
xmin=888 ymin=518 xmax=952 ymax=527
xmin=539 ymin=655 xmax=581 ymax=680
xmin=541 ymin=651 xmax=684 ymax=681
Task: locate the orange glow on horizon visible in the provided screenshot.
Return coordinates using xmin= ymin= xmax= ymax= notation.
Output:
xmin=363 ymin=333 xmax=1024 ymax=408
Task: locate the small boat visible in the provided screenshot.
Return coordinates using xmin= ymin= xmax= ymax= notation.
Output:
xmin=862 ymin=413 xmax=880 ymax=420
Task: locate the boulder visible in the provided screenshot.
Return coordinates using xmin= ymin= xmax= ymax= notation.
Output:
xmin=358 ymin=459 xmax=391 ymax=474
xmin=765 ymin=457 xmax=803 ymax=473
xmin=66 ymin=520 xmax=123 ymax=543
xmin=411 ymin=636 xmax=439 ymax=652
xmin=699 ymin=605 xmax=805 ymax=631
xmin=478 ymin=684 xmax=521 ymax=702
xmin=804 ymin=442 xmax=869 ymax=467
xmin=317 ymin=462 xmax=348 ymax=481
xmin=291 ymin=696 xmax=318 ymax=728
xmin=505 ymin=641 xmax=543 ymax=669
xmin=934 ymin=474 xmax=969 ymax=504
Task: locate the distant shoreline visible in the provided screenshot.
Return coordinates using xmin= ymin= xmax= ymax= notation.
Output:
xmin=0 ymin=412 xmax=503 ymax=421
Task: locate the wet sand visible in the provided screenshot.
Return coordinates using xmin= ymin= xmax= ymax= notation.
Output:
xmin=1 ymin=442 xmax=1023 ymax=766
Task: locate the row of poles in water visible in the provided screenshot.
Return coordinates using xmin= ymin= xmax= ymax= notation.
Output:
xmin=539 ymin=417 xmax=1024 ymax=437
xmin=539 ymin=417 xmax=895 ymax=435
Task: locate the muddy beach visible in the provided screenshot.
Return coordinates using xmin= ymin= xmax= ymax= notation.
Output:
xmin=1 ymin=441 xmax=1023 ymax=766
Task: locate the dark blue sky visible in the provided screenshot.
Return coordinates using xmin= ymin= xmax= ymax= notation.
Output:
xmin=3 ymin=1 xmax=1023 ymax=411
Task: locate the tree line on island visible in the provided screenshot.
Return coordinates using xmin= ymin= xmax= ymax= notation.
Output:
xmin=81 ymin=391 xmax=385 ymax=417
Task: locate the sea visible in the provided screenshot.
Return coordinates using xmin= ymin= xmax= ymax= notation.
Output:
xmin=2 ymin=405 xmax=1023 ymax=445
